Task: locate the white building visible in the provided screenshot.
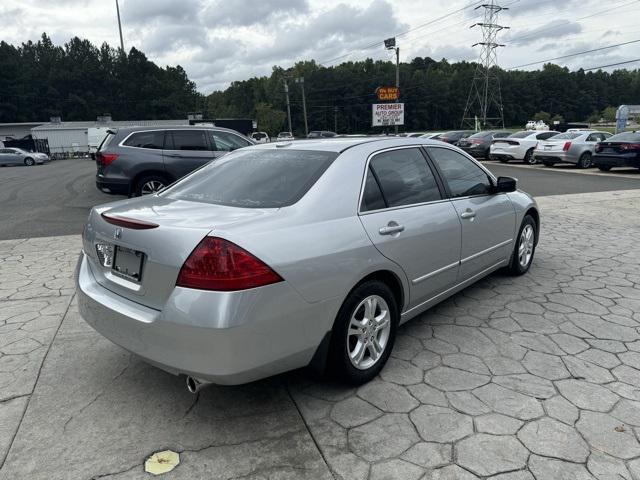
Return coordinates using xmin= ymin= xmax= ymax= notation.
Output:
xmin=0 ymin=122 xmax=44 ymax=143
xmin=30 ymin=116 xmax=189 ymax=156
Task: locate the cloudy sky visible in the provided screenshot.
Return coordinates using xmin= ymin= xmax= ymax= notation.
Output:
xmin=1 ymin=0 xmax=639 ymax=92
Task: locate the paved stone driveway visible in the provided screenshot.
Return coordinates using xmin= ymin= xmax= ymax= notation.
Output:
xmin=1 ymin=189 xmax=640 ymax=479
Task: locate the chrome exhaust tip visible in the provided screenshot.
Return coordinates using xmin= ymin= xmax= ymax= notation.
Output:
xmin=186 ymin=376 xmax=211 ymax=394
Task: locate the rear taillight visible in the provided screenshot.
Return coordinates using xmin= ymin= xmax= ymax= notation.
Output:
xmin=595 ymin=143 xmax=603 ymax=152
xmin=97 ymin=152 xmax=118 ymax=166
xmin=471 ymin=139 xmax=483 ymax=144
xmin=563 ymin=142 xmax=572 ymax=151
xmin=176 ymin=237 xmax=283 ymax=291
xmin=620 ymin=143 xmax=640 ymax=151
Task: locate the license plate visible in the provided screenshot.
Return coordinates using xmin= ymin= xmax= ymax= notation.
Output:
xmin=602 ymin=147 xmax=614 ymax=153
xmin=112 ymin=246 xmax=144 ymax=282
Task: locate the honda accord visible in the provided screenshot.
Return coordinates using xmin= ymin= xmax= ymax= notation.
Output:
xmin=76 ymin=138 xmax=539 ymax=388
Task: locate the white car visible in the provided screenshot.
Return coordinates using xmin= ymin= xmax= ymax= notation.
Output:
xmin=490 ymin=130 xmax=560 ymax=164
xmin=277 ymin=132 xmax=294 ymax=141
xmin=250 ymin=131 xmax=270 ymax=144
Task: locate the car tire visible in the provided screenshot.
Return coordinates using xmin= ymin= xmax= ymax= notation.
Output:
xmin=524 ymin=149 xmax=536 ymax=165
xmin=507 ymin=215 xmax=536 ymax=276
xmin=597 ymin=166 xmax=611 ymax=172
xmin=542 ymin=161 xmax=554 ymax=167
xmin=577 ymin=152 xmax=592 ymax=169
xmin=328 ymin=280 xmax=398 ymax=385
xmin=484 ymin=148 xmax=491 ymax=160
xmin=135 ymin=175 xmax=169 ymax=196
xmin=499 ymin=158 xmax=509 ymax=163
xmin=24 ymin=158 xmax=35 ymax=166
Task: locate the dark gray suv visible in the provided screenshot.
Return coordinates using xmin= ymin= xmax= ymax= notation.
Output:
xmin=95 ymin=126 xmax=254 ymax=196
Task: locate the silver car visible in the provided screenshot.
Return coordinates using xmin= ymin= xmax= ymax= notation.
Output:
xmin=533 ymin=130 xmax=613 ymax=168
xmin=0 ymin=147 xmax=49 ymax=166
xmin=76 ymin=138 xmax=539 ymax=389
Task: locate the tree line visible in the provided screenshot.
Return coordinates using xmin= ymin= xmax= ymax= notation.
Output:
xmin=1 ymin=34 xmax=638 ymax=135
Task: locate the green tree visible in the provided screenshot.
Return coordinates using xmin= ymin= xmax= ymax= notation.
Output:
xmin=602 ymin=106 xmax=617 ymax=122
xmin=534 ymin=111 xmax=551 ymax=123
xmin=254 ymin=102 xmax=286 ymax=136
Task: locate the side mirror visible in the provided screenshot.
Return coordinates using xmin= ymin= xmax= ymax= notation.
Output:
xmin=494 ymin=176 xmax=517 ymax=193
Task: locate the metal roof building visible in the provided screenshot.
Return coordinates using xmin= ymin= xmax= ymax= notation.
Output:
xmin=30 ymin=117 xmax=189 ymax=155
xmin=0 ymin=122 xmax=45 ymax=142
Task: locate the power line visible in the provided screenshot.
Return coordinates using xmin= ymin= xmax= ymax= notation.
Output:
xmin=507 ymin=38 xmax=640 ymax=69
xmin=583 ymin=58 xmax=640 ymax=71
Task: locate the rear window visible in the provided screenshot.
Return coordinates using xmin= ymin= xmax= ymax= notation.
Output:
xmin=509 ymin=131 xmax=534 ymax=139
xmin=551 ymin=132 xmax=581 ymax=140
xmin=164 ymin=149 xmax=338 ymax=208
xmin=608 ymin=132 xmax=640 ymax=142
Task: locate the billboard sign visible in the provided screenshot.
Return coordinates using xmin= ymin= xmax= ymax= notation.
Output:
xmin=372 ymin=103 xmax=404 ymax=126
xmin=376 ymin=86 xmax=400 ymax=101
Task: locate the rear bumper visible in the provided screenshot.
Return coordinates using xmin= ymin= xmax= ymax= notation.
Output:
xmin=533 ymin=151 xmax=576 ymax=164
xmin=75 ymin=251 xmax=338 ymax=385
xmin=96 ymin=175 xmax=130 ymax=195
xmin=593 ymin=155 xmax=640 ymax=168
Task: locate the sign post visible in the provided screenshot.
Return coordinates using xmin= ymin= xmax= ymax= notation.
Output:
xmin=372 ymin=103 xmax=405 ymax=127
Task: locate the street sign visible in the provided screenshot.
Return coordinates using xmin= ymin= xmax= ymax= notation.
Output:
xmin=372 ymin=103 xmax=404 ymax=126
xmin=376 ymin=86 xmax=400 ymax=101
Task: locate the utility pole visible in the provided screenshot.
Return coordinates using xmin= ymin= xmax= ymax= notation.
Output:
xmin=283 ymin=78 xmax=293 ymax=135
xmin=384 ymin=38 xmax=400 ymax=134
xmin=295 ymin=77 xmax=308 ymax=136
xmin=462 ymin=0 xmax=508 ymax=130
xmin=115 ymin=0 xmax=125 ymax=52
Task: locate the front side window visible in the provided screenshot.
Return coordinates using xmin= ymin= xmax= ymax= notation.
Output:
xmin=123 ymin=130 xmax=164 ymax=149
xmin=210 ymin=131 xmax=252 ymax=152
xmin=367 ymin=148 xmax=441 ymax=209
xmin=428 ymin=147 xmax=492 ymax=198
xmin=168 ymin=130 xmax=208 ymax=151
xmin=164 ymin=149 xmax=337 ymax=208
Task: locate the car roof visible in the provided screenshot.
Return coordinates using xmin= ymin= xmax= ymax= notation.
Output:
xmin=112 ymin=125 xmax=245 ymax=135
xmin=249 ymin=137 xmax=446 ymax=153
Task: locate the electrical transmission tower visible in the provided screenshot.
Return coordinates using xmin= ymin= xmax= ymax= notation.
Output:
xmin=461 ymin=1 xmax=508 ymax=130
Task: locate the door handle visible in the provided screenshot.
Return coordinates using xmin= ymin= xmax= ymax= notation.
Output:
xmin=379 ymin=224 xmax=405 ymax=235
xmin=460 ymin=209 xmax=476 ymax=219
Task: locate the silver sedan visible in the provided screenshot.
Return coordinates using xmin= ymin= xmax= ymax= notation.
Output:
xmin=76 ymin=138 xmax=539 ymax=389
xmin=0 ymin=147 xmax=49 ymax=166
xmin=533 ymin=130 xmax=612 ymax=168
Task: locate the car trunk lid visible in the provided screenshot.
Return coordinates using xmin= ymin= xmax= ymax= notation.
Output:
xmin=83 ymin=196 xmax=276 ymax=310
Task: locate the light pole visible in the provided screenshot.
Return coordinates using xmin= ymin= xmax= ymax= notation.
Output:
xmin=283 ymin=78 xmax=293 ymax=135
xmin=384 ymin=37 xmax=399 ymax=134
xmin=115 ymin=0 xmax=125 ymax=52
xmin=295 ymin=77 xmax=308 ymax=136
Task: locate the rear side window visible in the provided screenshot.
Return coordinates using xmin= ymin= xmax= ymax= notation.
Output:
xmin=98 ymin=133 xmax=115 ymax=152
xmin=367 ymin=148 xmax=441 ymax=209
xmin=361 ymin=168 xmax=387 ymax=212
xmin=428 ymin=147 xmax=492 ymax=198
xmin=123 ymin=131 xmax=165 ymax=149
xmin=167 ymin=130 xmax=208 ymax=151
xmin=210 ymin=131 xmax=252 ymax=152
xmin=164 ymin=149 xmax=337 ymax=208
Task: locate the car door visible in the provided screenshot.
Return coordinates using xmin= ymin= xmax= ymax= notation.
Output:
xmin=0 ymin=149 xmax=10 ymax=166
xmin=208 ymin=130 xmax=253 ymax=159
xmin=5 ymin=149 xmax=21 ymax=165
xmin=163 ymin=130 xmax=215 ymax=179
xmin=426 ymin=146 xmax=516 ymax=280
xmin=358 ymin=147 xmax=462 ymax=309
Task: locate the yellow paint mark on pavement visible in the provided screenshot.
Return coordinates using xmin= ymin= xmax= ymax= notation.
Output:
xmin=144 ymin=450 xmax=180 ymax=475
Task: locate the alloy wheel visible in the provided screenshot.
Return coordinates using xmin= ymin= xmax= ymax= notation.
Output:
xmin=140 ymin=180 xmax=165 ymax=195
xmin=347 ymin=295 xmax=391 ymax=370
xmin=518 ymin=224 xmax=535 ymax=268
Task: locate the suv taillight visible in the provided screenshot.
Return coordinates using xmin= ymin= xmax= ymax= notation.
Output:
xmin=563 ymin=142 xmax=572 ymax=151
xmin=97 ymin=152 xmax=118 ymax=166
xmin=176 ymin=237 xmax=283 ymax=291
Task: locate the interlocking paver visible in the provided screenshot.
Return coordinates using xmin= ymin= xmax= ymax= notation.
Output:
xmin=3 ymin=190 xmax=640 ymax=478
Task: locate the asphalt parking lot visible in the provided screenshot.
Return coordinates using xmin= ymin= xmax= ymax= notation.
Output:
xmin=2 ymin=159 xmax=640 ymax=479
xmin=1 ymin=158 xmax=640 ymax=240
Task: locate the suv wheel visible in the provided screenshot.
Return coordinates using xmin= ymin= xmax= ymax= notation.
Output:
xmin=577 ymin=152 xmax=592 ymax=169
xmin=328 ymin=280 xmax=398 ymax=384
xmin=135 ymin=175 xmax=168 ymax=196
